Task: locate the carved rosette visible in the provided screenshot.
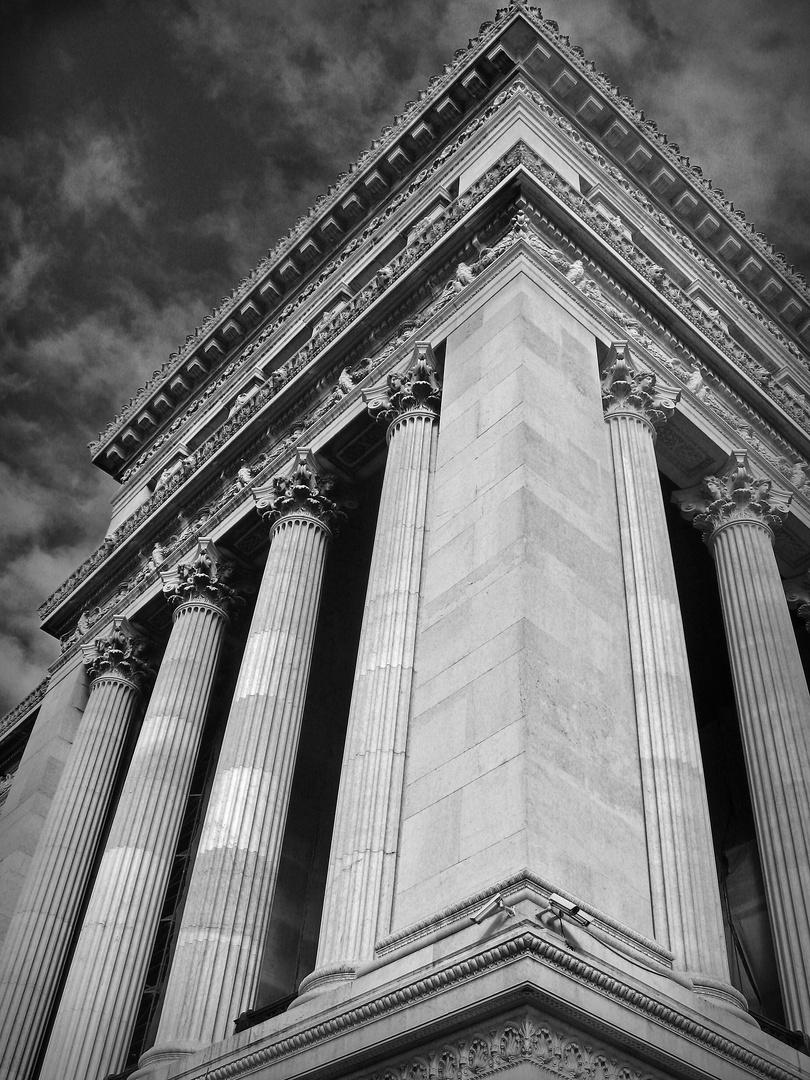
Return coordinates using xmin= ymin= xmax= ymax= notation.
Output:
xmin=81 ymin=616 xmax=153 ymax=691
xmin=675 ymin=451 xmax=792 ymax=544
xmin=253 ymin=448 xmax=342 ymax=535
xmin=601 ymin=341 xmax=679 ymax=433
xmin=160 ymin=538 xmax=240 ymax=619
xmin=364 ymin=341 xmax=442 ymax=437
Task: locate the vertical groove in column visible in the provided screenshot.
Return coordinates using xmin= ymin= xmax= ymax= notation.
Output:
xmin=711 ymin=520 xmax=810 ymax=1029
xmin=313 ymin=411 xmax=437 ymax=978
xmin=39 ymin=600 xmax=229 ymax=1080
xmin=150 ymin=516 xmax=330 ymax=1055
xmin=0 ymin=675 xmax=141 ymax=1080
xmin=607 ymin=413 xmax=730 ymax=984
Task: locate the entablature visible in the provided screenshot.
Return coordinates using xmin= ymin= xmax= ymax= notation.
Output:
xmin=45 ymin=151 xmax=810 ymax=645
xmin=89 ymin=7 xmax=810 ymax=485
xmin=49 ymin=230 xmax=810 ymax=690
xmin=0 ymin=677 xmax=48 ymax=760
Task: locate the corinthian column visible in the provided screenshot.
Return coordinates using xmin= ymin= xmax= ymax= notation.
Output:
xmin=302 ymin=343 xmax=441 ymax=994
xmin=601 ymin=344 xmax=736 ymax=1005
xmin=144 ymin=450 xmax=340 ymax=1067
xmin=674 ymin=452 xmax=810 ymax=1030
xmin=39 ymin=541 xmax=239 ymax=1080
xmin=0 ymin=618 xmax=151 ymax=1080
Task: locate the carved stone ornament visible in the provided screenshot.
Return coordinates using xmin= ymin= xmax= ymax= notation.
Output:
xmin=80 ymin=616 xmax=153 ymax=690
xmin=0 ymin=771 xmax=15 ymax=808
xmin=601 ymin=340 xmax=679 ymax=430
xmin=352 ymin=1010 xmax=661 ymax=1080
xmin=364 ymin=341 xmax=442 ymax=427
xmin=253 ymin=448 xmax=342 ymax=531
xmin=673 ymin=450 xmax=793 ymax=543
xmin=784 ymin=575 xmax=810 ymax=632
xmin=160 ymin=538 xmax=240 ymax=617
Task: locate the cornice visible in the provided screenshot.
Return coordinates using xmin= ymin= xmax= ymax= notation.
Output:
xmin=41 ymin=144 xmax=810 ymax=637
xmin=89 ymin=4 xmax=809 ymax=477
xmin=87 ymin=9 xmax=518 ymax=468
xmin=113 ymin=76 xmax=810 ymax=499
xmin=169 ymin=928 xmax=805 ymax=1080
xmin=509 ymin=9 xmax=809 ymax=300
xmin=0 ymin=678 xmax=49 ymax=747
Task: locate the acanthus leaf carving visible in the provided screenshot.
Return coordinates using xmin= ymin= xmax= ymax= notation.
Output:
xmin=81 ymin=616 xmax=153 ymax=691
xmin=160 ymin=537 xmax=241 ymax=617
xmin=364 ymin=341 xmax=442 ymax=426
xmin=673 ymin=450 xmax=793 ymax=542
xmin=601 ymin=340 xmax=680 ymax=429
xmin=355 ymin=1011 xmax=660 ymax=1080
xmin=253 ymin=448 xmax=342 ymax=531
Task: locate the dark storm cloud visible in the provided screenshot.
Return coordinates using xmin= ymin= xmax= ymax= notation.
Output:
xmin=1 ymin=0 xmax=809 ymax=714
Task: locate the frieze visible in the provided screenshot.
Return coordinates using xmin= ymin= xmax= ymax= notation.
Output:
xmin=495 ymin=81 xmax=808 ymax=366
xmin=125 ymin=116 xmax=808 ymax=494
xmin=520 ymin=213 xmax=810 ymax=486
xmin=354 ymin=1012 xmax=661 ymax=1080
xmin=44 ymin=188 xmax=810 ymax=628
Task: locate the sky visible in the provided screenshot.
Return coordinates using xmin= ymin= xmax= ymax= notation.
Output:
xmin=1 ymin=0 xmax=809 ymax=716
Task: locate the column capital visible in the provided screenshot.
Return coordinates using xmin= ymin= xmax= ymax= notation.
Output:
xmin=364 ymin=341 xmax=442 ymax=432
xmin=81 ymin=616 xmax=153 ymax=691
xmin=161 ymin=537 xmax=240 ymax=618
xmin=673 ymin=450 xmax=792 ymax=545
xmin=253 ymin=448 xmax=342 ymax=533
xmin=601 ymin=341 xmax=679 ymax=433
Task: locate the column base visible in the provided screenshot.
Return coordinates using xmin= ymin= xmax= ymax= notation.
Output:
xmin=296 ymin=963 xmax=358 ymax=1002
xmin=690 ymin=973 xmax=756 ymax=1025
xmin=130 ymin=1040 xmax=201 ymax=1079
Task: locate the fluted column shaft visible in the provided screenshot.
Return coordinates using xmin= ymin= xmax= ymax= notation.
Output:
xmin=602 ymin=345 xmax=732 ymax=998
xmin=313 ymin=409 xmax=437 ymax=980
xmin=148 ymin=454 xmax=336 ymax=1061
xmin=40 ymin=542 xmax=235 ymax=1080
xmin=708 ymin=511 xmax=810 ymax=1028
xmin=0 ymin=622 xmax=148 ymax=1080
xmin=608 ymin=413 xmax=730 ymax=981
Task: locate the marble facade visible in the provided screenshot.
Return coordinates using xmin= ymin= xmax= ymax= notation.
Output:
xmin=1 ymin=5 xmax=809 ymax=1080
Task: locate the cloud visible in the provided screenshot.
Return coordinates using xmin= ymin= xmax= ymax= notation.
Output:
xmin=0 ymin=285 xmax=208 ymax=715
xmin=60 ymin=123 xmax=145 ymax=226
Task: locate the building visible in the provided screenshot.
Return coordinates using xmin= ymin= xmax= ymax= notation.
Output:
xmin=0 ymin=3 xmax=809 ymax=1078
